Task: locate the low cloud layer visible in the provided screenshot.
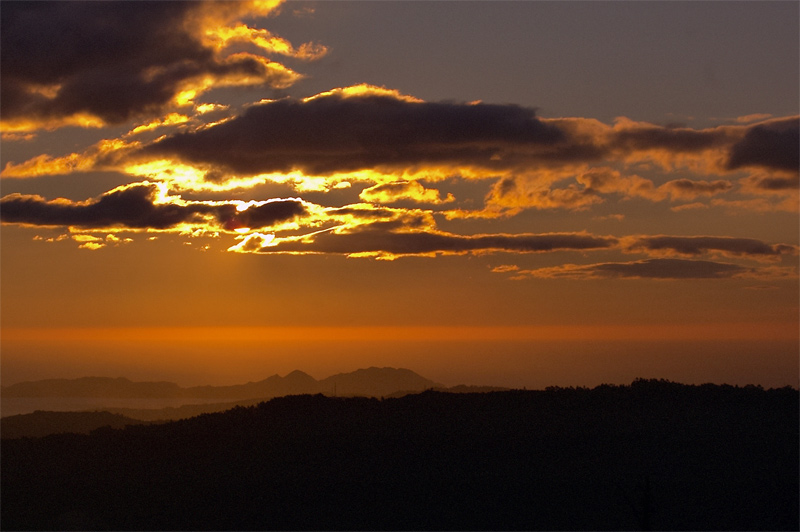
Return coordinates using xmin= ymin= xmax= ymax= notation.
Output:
xmin=230 ymin=224 xmax=618 ymax=259
xmin=130 ymin=93 xmax=796 ymax=181
xmin=500 ymin=258 xmax=757 ymax=280
xmin=0 ymin=183 xmax=307 ymax=231
xmin=625 ymin=235 xmax=798 ymax=260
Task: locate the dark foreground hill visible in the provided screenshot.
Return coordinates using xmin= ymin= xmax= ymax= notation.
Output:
xmin=2 ymin=380 xmax=797 ymax=531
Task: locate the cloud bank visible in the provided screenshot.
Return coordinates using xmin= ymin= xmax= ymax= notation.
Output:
xmin=0 ymin=0 xmax=322 ymax=132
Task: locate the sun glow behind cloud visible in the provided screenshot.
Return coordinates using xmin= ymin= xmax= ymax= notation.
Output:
xmin=0 ymin=1 xmax=797 ymax=388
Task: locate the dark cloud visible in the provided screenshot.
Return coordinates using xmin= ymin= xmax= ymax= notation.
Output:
xmin=0 ymin=1 xmax=296 ymax=128
xmin=233 ymin=201 xmax=308 ymax=230
xmin=752 ymin=176 xmax=800 ymax=191
xmin=727 ymin=117 xmax=800 ymax=173
xmin=0 ymin=185 xmax=306 ymax=230
xmin=519 ymin=258 xmax=753 ymax=280
xmin=133 ymin=92 xmax=567 ymax=176
xmin=124 ymin=94 xmax=798 ymax=189
xmin=610 ymin=124 xmax=733 ymax=153
xmin=238 ymin=223 xmax=617 ymax=257
xmin=579 ymin=258 xmax=750 ymax=279
xmin=659 ymin=179 xmax=733 ymax=198
xmin=627 ymin=236 xmax=797 ymax=258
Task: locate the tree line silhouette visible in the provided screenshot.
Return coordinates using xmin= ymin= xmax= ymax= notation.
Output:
xmin=2 ymin=379 xmax=797 ymax=530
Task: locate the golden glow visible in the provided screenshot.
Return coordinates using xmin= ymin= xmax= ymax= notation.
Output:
xmin=3 ymin=323 xmax=797 ymax=344
xmin=1 ymin=153 xmax=89 ymax=178
xmin=204 ymin=23 xmax=327 ymax=60
xmin=129 ymin=113 xmax=190 ymax=135
xmin=0 ymin=113 xmax=106 ymax=134
xmin=175 ymin=89 xmax=198 ymax=107
xmin=1 ymin=137 xmax=140 ymax=178
xmin=303 ymin=84 xmax=424 ymax=103
xmin=1 ymin=132 xmax=37 ymax=141
xmin=359 ymin=181 xmax=455 ymax=204
xmin=124 ymin=160 xmax=209 ymax=188
xmin=195 ymin=103 xmax=228 ymax=114
xmin=167 ymin=54 xmax=301 ymax=108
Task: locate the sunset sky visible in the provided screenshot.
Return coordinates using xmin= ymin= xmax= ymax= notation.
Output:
xmin=1 ymin=1 xmax=798 ymax=389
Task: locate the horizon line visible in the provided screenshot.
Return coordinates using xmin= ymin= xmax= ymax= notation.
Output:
xmin=2 ymin=323 xmax=797 ymax=343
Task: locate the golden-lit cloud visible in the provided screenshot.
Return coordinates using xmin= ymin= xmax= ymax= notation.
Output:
xmin=484 ymin=167 xmax=736 ymax=213
xmin=1 ymin=139 xmax=140 ymax=178
xmin=359 ymin=181 xmax=454 ymax=205
xmin=303 ymin=84 xmax=424 ymax=103
xmin=127 ymin=114 xmax=192 ymax=136
xmin=0 ymin=0 xmax=310 ymax=133
xmin=3 ymin=80 xmax=796 ymax=217
xmin=735 ymin=113 xmax=773 ymax=124
xmin=229 ymin=222 xmax=618 ymax=260
xmin=203 ymin=23 xmax=327 ymax=61
xmin=0 ymin=182 xmax=309 ymax=233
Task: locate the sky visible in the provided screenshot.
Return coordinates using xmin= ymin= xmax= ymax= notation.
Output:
xmin=1 ymin=1 xmax=798 ymax=389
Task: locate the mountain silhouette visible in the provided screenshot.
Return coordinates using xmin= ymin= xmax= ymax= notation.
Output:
xmin=1 ymin=376 xmax=183 ymax=398
xmin=1 ymin=367 xmax=442 ymax=417
xmin=319 ymin=367 xmax=438 ymax=396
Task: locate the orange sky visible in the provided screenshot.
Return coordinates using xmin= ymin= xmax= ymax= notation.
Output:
xmin=1 ymin=1 xmax=798 ymax=388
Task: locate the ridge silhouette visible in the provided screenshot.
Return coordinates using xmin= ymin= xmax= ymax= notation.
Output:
xmin=2 ymin=379 xmax=797 ymax=531
xmin=1 ymin=367 xmax=441 ymax=401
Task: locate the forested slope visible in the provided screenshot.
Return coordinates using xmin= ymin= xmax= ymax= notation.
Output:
xmin=2 ymin=380 xmax=797 ymax=531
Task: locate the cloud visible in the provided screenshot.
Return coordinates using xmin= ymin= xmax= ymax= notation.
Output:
xmin=0 ymin=183 xmax=307 ymax=231
xmin=134 ymin=93 xmax=785 ymax=185
xmin=594 ymin=214 xmax=625 ymax=222
xmin=726 ymin=117 xmax=800 ymax=174
xmin=735 ymin=113 xmax=773 ymax=124
xmin=657 ymin=179 xmax=734 ymax=200
xmin=670 ymin=202 xmax=708 ymax=212
xmin=485 ymin=167 xmax=734 ymax=212
xmin=503 ymin=258 xmax=759 ymax=280
xmin=710 ymin=197 xmax=799 ymax=213
xmin=609 ymin=117 xmax=735 ymax=155
xmin=230 ymin=223 xmax=618 ymax=260
xmin=577 ymin=168 xmax=733 ymax=201
xmin=0 ymin=1 xmax=318 ymax=132
xmin=359 ymin=181 xmax=454 ymax=204
xmin=738 ymin=173 xmax=799 ymax=198
xmin=3 ymin=70 xmax=795 ymax=215
xmin=485 ymin=176 xmax=604 ymax=212
xmin=131 ymin=88 xmax=567 ymax=178
xmin=625 ymin=235 xmax=798 ymax=260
